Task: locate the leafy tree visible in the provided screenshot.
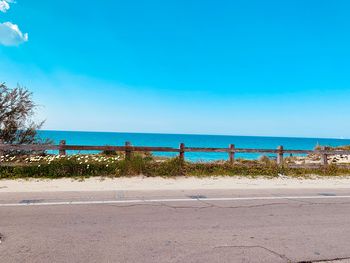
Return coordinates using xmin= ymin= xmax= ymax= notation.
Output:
xmin=0 ymin=82 xmax=44 ymax=145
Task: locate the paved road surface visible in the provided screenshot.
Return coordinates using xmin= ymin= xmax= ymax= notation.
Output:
xmin=1 ymin=189 xmax=350 ymax=262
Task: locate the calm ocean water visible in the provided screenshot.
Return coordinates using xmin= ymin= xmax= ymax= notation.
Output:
xmin=37 ymin=130 xmax=350 ymax=162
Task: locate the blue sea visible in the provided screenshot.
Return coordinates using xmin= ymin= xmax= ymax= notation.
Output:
xmin=37 ymin=130 xmax=350 ymax=162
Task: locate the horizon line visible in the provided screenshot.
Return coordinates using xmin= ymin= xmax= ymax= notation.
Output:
xmin=38 ymin=129 xmax=350 ymax=141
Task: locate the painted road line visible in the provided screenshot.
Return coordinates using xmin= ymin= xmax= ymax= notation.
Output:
xmin=1 ymin=195 xmax=350 ymax=207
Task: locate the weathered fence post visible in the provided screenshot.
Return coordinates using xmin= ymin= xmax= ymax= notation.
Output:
xmin=125 ymin=141 xmax=132 ymax=160
xmin=321 ymin=146 xmax=328 ymax=167
xmin=179 ymin=143 xmax=185 ymax=175
xmin=179 ymin=143 xmax=185 ymax=162
xmin=229 ymin=144 xmax=235 ymax=164
xmin=277 ymin=145 xmax=284 ymax=167
xmin=59 ymin=140 xmax=66 ymax=156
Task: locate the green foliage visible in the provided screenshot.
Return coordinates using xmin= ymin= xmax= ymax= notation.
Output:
xmin=0 ymin=158 xmax=117 ymax=179
xmin=0 ymin=83 xmax=47 ymax=146
xmin=144 ymin=157 xmax=183 ymax=177
xmin=1 ymin=154 xmax=350 ymax=179
xmin=116 ymin=155 xmax=148 ymax=176
xmin=186 ymin=162 xmax=279 ymax=177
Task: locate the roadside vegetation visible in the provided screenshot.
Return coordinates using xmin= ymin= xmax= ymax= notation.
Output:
xmin=1 ymin=152 xmax=350 ymax=179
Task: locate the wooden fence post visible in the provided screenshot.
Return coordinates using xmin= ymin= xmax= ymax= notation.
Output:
xmin=229 ymin=144 xmax=235 ymax=164
xmin=179 ymin=143 xmax=185 ymax=162
xmin=321 ymin=146 xmax=328 ymax=167
xmin=179 ymin=143 xmax=185 ymax=175
xmin=59 ymin=140 xmax=66 ymax=156
xmin=125 ymin=141 xmax=132 ymax=160
xmin=277 ymin=145 xmax=284 ymax=167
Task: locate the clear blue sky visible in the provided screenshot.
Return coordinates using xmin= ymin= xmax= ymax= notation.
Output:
xmin=0 ymin=0 xmax=349 ymax=138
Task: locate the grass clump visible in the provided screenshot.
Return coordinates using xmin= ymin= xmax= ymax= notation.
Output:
xmin=186 ymin=161 xmax=279 ymax=178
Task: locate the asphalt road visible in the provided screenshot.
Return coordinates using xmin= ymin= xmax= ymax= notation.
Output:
xmin=1 ymin=189 xmax=350 ymax=263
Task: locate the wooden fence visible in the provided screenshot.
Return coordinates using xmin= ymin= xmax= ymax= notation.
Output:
xmin=1 ymin=140 xmax=350 ymax=167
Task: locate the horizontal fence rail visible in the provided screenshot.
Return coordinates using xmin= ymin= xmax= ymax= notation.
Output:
xmin=1 ymin=140 xmax=350 ymax=167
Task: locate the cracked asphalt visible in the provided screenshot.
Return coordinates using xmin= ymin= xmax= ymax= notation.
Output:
xmin=1 ymin=189 xmax=350 ymax=262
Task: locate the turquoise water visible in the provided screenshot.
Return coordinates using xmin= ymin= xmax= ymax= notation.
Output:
xmin=37 ymin=130 xmax=350 ymax=162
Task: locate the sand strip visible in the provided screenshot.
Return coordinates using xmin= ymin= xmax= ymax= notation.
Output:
xmin=1 ymin=176 xmax=350 ymax=193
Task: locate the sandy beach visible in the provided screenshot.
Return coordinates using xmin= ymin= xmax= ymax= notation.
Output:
xmin=1 ymin=176 xmax=350 ymax=193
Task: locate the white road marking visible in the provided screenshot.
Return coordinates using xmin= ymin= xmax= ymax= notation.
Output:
xmin=1 ymin=195 xmax=350 ymax=207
